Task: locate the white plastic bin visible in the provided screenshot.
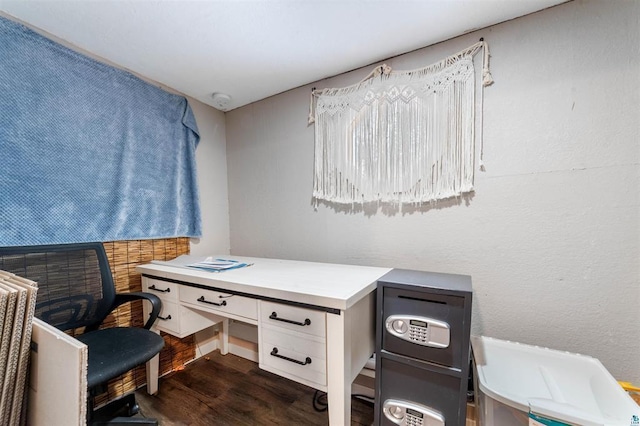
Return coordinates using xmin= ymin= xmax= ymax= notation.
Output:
xmin=471 ymin=336 xmax=640 ymax=426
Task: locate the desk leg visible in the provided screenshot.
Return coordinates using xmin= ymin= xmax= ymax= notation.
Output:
xmin=326 ymin=311 xmax=350 ymax=426
xmin=145 ymin=329 xmax=160 ymax=395
xmin=220 ymin=318 xmax=229 ymax=355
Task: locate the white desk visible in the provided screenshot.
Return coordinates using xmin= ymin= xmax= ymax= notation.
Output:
xmin=137 ymin=256 xmax=391 ymax=425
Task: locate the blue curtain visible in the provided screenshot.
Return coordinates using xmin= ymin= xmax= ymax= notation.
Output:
xmin=0 ymin=16 xmax=202 ymax=246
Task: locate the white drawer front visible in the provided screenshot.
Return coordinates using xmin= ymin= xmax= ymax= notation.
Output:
xmin=143 ymin=277 xmax=178 ymax=303
xmin=144 ymin=300 xmax=221 ymax=338
xmin=260 ymin=301 xmax=326 ymax=338
xmin=178 ymin=305 xmax=223 ymax=337
xmin=180 ymin=285 xmax=258 ymax=321
xmin=261 ymin=326 xmax=326 ymax=386
xmin=153 ymin=300 xmax=181 ymax=334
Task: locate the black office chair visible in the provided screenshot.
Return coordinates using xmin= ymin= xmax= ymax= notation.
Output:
xmin=0 ymin=242 xmax=165 ymax=425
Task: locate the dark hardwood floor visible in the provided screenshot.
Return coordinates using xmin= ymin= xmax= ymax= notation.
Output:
xmin=135 ymin=351 xmax=374 ymax=425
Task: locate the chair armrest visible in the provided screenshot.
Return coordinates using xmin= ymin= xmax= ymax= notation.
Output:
xmin=114 ymin=292 xmax=162 ymax=330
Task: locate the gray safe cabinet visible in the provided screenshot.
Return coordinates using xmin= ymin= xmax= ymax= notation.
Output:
xmin=374 ymin=269 xmax=472 ymax=426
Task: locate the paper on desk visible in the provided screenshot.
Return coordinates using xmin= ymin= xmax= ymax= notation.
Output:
xmin=151 ymin=255 xmax=251 ymax=273
xmin=187 ymin=257 xmax=250 ymax=272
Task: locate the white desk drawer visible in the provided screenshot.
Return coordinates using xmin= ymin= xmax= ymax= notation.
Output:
xmin=260 ymin=301 xmax=326 ymax=338
xmin=260 ymin=325 xmax=326 ymax=387
xmin=143 ymin=277 xmax=178 ymax=303
xmin=180 ymin=285 xmax=258 ymax=321
xmin=153 ymin=300 xmax=181 ymax=334
xmin=144 ymin=300 xmax=221 ymax=339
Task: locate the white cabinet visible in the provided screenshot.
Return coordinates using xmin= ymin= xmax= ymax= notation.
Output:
xmin=258 ymin=301 xmax=327 ymax=391
xmin=137 ymin=257 xmax=391 ymax=426
xmin=142 ymin=276 xmax=330 ymax=389
xmin=259 ymin=301 xmax=325 ymax=337
xmin=180 ymin=285 xmax=258 ymax=324
xmin=142 ymin=277 xmax=221 ymax=338
xmin=144 ymin=279 xmax=179 ymax=303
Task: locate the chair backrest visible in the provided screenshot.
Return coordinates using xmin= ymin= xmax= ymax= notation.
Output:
xmin=0 ymin=243 xmax=116 ymax=332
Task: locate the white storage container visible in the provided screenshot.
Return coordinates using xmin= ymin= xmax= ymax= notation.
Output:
xmin=471 ymin=336 xmax=640 ymax=426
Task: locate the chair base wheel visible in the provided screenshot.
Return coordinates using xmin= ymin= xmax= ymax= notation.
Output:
xmin=91 ymin=393 xmax=156 ymax=424
xmin=128 ymin=402 xmax=140 ymax=417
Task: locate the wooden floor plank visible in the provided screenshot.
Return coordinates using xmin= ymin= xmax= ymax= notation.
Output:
xmin=135 ymin=351 xmax=374 ymax=425
xmin=135 ymin=350 xmax=476 ymax=425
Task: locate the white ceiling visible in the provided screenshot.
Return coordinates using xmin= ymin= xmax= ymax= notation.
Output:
xmin=0 ymin=0 xmax=566 ymax=111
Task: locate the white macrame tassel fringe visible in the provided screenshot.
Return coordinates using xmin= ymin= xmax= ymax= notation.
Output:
xmin=308 ymin=88 xmax=317 ymax=124
xmin=309 ymin=40 xmax=494 ymax=204
xmin=482 ymin=40 xmax=494 ymax=87
xmin=479 ymin=39 xmax=491 ymax=172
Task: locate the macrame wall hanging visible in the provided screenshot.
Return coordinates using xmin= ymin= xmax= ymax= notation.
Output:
xmin=309 ymin=40 xmax=493 ymax=206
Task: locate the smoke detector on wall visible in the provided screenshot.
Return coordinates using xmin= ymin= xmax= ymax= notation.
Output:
xmin=211 ymin=93 xmax=232 ymax=111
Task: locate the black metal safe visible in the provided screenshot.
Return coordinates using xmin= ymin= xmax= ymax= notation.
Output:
xmin=374 ymin=269 xmax=472 ymax=426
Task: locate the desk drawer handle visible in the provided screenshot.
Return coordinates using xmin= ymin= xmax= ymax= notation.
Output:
xmin=149 ymin=284 xmax=170 ymax=293
xmin=270 ymin=348 xmax=312 ymax=366
xmin=197 ymin=296 xmax=227 ymax=307
xmin=158 ymin=314 xmax=172 ymax=321
xmin=269 ymin=312 xmax=311 ymax=326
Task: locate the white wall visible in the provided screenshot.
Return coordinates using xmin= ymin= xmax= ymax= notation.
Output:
xmin=188 ymin=99 xmax=230 ymax=256
xmin=225 ymin=0 xmax=640 ymax=382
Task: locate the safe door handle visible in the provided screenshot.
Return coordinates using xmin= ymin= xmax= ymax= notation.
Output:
xmin=149 ymin=284 xmax=170 ymax=293
xmin=269 ymin=312 xmax=311 ymax=326
xmin=270 ymin=348 xmax=312 ymax=366
xmin=158 ymin=314 xmax=172 ymax=321
xmin=197 ymin=296 xmax=227 ymax=307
